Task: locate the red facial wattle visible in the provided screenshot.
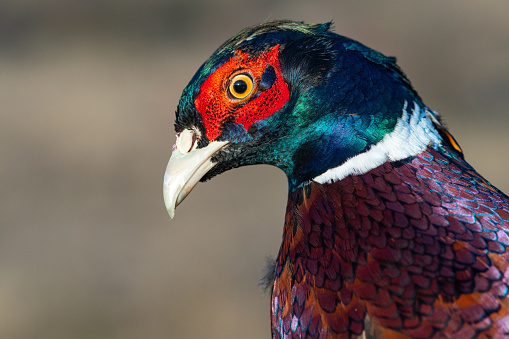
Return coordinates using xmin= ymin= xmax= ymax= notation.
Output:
xmin=195 ymin=45 xmax=290 ymax=141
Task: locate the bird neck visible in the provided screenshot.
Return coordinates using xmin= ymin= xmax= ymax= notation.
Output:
xmin=285 ymin=101 xmax=443 ymax=190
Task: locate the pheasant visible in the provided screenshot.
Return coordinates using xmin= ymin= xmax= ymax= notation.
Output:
xmin=163 ymin=21 xmax=509 ymax=338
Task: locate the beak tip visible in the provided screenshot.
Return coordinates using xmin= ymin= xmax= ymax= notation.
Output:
xmin=163 ymin=186 xmax=176 ymax=220
xmin=163 ymin=191 xmax=176 ymax=220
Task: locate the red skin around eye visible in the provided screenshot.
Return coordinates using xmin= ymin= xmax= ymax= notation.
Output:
xmin=195 ymin=45 xmax=290 ymax=141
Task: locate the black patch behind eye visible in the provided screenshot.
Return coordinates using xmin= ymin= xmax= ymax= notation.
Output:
xmin=279 ymin=36 xmax=336 ymax=87
xmin=259 ymin=66 xmax=276 ymax=91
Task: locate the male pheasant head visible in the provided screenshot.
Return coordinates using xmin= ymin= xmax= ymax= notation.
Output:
xmin=163 ymin=20 xmax=460 ymax=218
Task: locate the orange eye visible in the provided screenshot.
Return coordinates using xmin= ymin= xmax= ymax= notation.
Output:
xmin=228 ymin=74 xmax=254 ymax=100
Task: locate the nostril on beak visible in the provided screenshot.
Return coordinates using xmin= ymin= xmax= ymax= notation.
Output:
xmin=175 ymin=129 xmax=198 ymax=154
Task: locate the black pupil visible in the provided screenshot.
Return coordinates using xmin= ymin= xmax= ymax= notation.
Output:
xmin=233 ymin=80 xmax=248 ymax=94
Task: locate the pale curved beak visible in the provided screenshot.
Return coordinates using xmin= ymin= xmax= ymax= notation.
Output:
xmin=163 ymin=129 xmax=229 ymax=219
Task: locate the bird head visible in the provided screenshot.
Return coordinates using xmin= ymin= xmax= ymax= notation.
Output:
xmin=163 ymin=20 xmax=450 ymax=218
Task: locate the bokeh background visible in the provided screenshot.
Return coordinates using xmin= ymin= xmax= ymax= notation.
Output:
xmin=1 ymin=1 xmax=509 ymax=338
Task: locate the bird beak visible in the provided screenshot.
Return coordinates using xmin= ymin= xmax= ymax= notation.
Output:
xmin=163 ymin=129 xmax=229 ymax=219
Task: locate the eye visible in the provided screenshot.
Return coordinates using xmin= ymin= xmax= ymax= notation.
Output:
xmin=228 ymin=74 xmax=254 ymax=100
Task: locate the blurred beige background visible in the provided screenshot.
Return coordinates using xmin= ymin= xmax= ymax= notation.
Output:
xmin=1 ymin=1 xmax=508 ymax=338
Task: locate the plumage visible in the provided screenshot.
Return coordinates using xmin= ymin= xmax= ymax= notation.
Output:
xmin=163 ymin=20 xmax=509 ymax=338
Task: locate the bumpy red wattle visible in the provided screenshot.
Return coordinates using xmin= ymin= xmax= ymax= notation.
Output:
xmin=195 ymin=45 xmax=290 ymax=141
